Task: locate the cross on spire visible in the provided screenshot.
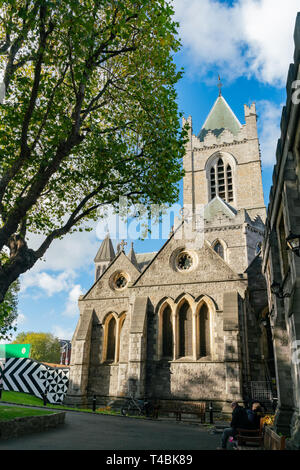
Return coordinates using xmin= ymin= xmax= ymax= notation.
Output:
xmin=217 ymin=75 xmax=223 ymax=97
xmin=119 ymin=240 xmax=127 ymax=252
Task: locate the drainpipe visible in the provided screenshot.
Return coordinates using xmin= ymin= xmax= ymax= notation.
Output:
xmin=242 ymin=295 xmax=251 ymax=396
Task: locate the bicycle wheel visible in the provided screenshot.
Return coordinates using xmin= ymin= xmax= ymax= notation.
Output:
xmin=121 ymin=405 xmax=129 ymax=416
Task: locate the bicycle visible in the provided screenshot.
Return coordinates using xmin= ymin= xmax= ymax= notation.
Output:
xmin=121 ymin=394 xmax=154 ymax=417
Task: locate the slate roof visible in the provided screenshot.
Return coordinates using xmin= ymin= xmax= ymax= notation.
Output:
xmin=94 ymin=234 xmax=115 ymax=262
xmin=135 ymin=252 xmax=157 ymax=272
xmin=198 ymin=95 xmax=242 ymax=141
xmin=127 ymin=242 xmax=139 ymax=270
xmin=204 ymin=196 xmax=237 ymax=221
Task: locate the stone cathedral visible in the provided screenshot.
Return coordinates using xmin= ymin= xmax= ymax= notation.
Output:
xmin=65 ymin=92 xmax=273 ymax=412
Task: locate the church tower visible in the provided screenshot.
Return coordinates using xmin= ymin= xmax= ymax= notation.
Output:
xmin=183 ymin=94 xmax=265 ymax=219
xmin=182 ymin=91 xmax=266 ymax=273
xmin=94 ymin=233 xmax=115 ymax=281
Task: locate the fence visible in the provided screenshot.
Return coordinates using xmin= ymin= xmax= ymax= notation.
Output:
xmin=0 ymin=357 xmax=69 ymax=404
xmin=249 ymin=381 xmax=276 ymax=410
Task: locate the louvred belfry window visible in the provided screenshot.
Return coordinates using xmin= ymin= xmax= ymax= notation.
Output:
xmin=217 ymin=158 xmax=226 ymax=200
xmin=227 ymin=165 xmax=234 ymax=202
xmin=210 ymin=167 xmax=216 ymax=199
xmin=209 ymin=156 xmax=234 ymax=203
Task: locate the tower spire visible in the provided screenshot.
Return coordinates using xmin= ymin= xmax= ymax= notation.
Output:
xmin=94 ymin=233 xmax=116 ymax=281
xmin=217 ymin=75 xmax=223 ymax=97
xmin=128 ymin=242 xmax=139 ymax=270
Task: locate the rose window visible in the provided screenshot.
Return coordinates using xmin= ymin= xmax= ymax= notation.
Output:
xmin=177 ymin=252 xmax=193 ymax=271
xmin=115 ymin=274 xmax=128 ymax=289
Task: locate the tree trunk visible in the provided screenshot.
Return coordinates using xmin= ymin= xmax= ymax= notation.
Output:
xmin=0 ymin=243 xmax=38 ymax=303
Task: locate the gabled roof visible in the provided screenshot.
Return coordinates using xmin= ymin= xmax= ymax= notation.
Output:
xmin=135 ymin=252 xmax=157 ymax=272
xmin=83 ymin=248 xmax=142 ymax=300
xmin=198 ymin=95 xmax=242 ymax=141
xmin=94 ymin=234 xmax=115 ymax=262
xmin=132 ymin=228 xmax=180 ymax=286
xmin=84 ymin=251 xmax=122 ymax=299
xmin=204 ymin=196 xmax=237 ymax=222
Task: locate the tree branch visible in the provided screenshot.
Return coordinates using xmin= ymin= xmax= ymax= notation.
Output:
xmin=30 ymin=64 xmax=69 ymax=152
xmin=0 ymin=4 xmax=55 ymax=204
xmin=0 ymin=32 xmax=10 ymax=54
xmin=3 ymin=1 xmax=40 ymax=91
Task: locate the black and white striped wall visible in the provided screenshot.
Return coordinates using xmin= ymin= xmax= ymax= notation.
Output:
xmin=0 ymin=357 xmax=69 ymax=404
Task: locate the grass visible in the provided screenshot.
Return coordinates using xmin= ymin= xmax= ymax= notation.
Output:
xmin=0 ymin=406 xmax=55 ymax=421
xmin=1 ymin=390 xmax=121 ymax=416
xmin=2 ymin=390 xmax=43 ymax=407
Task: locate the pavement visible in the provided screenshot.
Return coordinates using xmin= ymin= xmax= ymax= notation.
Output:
xmin=0 ymin=404 xmax=223 ymax=450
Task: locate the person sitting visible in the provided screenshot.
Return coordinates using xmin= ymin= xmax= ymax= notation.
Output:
xmin=247 ymin=402 xmax=264 ymax=430
xmin=218 ymin=401 xmax=251 ymax=450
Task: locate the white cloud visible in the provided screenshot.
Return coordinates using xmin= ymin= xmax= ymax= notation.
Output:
xmin=256 ymin=100 xmax=283 ymax=166
xmin=20 ymin=270 xmax=76 ymax=297
xmin=52 ymin=325 xmax=74 ymax=340
xmin=25 ymin=222 xmax=99 ymax=274
xmin=173 ymin=0 xmax=299 ymax=86
xmin=62 ymin=284 xmax=83 ymax=318
xmin=173 ymin=0 xmax=244 ymax=80
xmin=20 ymin=269 xmax=82 ymax=318
xmin=16 ymin=312 xmax=27 ymax=326
xmin=242 ymin=0 xmax=299 ymax=85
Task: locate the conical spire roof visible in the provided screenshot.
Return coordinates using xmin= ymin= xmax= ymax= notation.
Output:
xmin=127 ymin=242 xmax=139 ymax=270
xmin=94 ymin=233 xmax=115 ymax=262
xmin=198 ymin=95 xmax=242 ymax=141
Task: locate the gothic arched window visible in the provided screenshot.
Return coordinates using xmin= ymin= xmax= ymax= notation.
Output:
xmin=162 ymin=305 xmax=173 ymax=358
xmin=118 ymin=314 xmax=127 ymax=363
xmin=106 ymin=316 xmax=116 ymax=362
xmin=213 ymin=241 xmax=224 ymax=259
xmin=199 ymin=304 xmax=211 ymax=358
xmin=209 ymin=155 xmax=235 ymax=203
xmin=178 ymin=302 xmax=193 ymax=358
xmin=96 ymin=266 xmax=101 ymax=280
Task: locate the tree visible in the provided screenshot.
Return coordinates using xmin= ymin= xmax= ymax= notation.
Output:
xmin=0 ymin=252 xmax=19 ymax=340
xmin=0 ymin=0 xmax=187 ymax=303
xmin=0 ymin=279 xmax=19 ymax=341
xmin=12 ymin=332 xmax=61 ymax=363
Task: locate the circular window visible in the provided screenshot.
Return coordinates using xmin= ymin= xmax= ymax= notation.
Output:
xmin=177 ymin=252 xmax=193 ymax=271
xmin=110 ymin=271 xmax=129 ymax=290
xmin=115 ymin=274 xmax=128 ymax=289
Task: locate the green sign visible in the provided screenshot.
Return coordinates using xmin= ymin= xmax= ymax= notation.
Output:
xmin=0 ymin=344 xmax=31 ymax=358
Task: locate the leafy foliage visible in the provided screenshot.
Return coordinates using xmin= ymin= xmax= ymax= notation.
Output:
xmin=0 ymin=254 xmax=19 ymax=340
xmin=0 ymin=0 xmax=187 ymax=302
xmin=12 ymin=331 xmax=61 ymax=363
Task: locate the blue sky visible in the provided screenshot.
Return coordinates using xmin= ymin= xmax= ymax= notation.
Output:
xmin=11 ymin=0 xmax=300 ymax=342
